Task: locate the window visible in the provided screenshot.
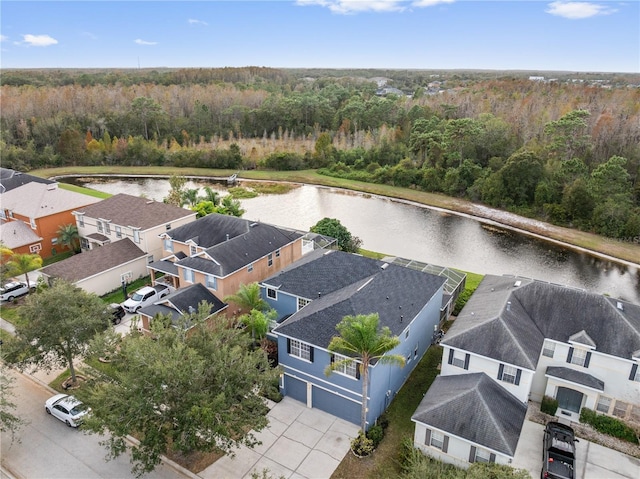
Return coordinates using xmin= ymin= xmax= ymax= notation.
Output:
xmin=473 ymin=447 xmax=491 ymax=463
xmin=164 ymin=238 xmax=173 ymax=252
xmin=0 ymin=210 xmax=5 ymax=220
xmin=405 ymin=327 xmax=410 ymax=339
xmin=247 ymin=263 xmax=254 ymax=273
xmin=133 ymin=229 xmax=140 ymax=243
xmin=430 ymin=431 xmax=444 ymax=450
xmin=80 ymin=238 xmax=89 ymax=250
xmin=275 ymin=249 xmax=280 ymax=258
xmin=104 ymin=222 xmax=111 ymax=235
xmin=267 ymin=288 xmax=277 ymax=300
xmin=569 ymin=348 xmax=589 ymax=367
xmin=332 ymin=353 xmax=358 ymax=378
xmin=297 ymin=297 xmax=310 ymax=310
xmin=613 ymin=400 xmax=629 ymax=418
xmin=268 ymin=253 xmax=273 ymax=267
xmin=97 ymin=221 xmax=103 ymax=233
xmin=414 ymin=345 xmax=418 ymax=359
xmin=121 ymin=271 xmax=132 ymax=282
xmin=147 ymin=255 xmax=154 ymax=264
xmin=51 ymin=237 xmax=58 ymax=245
xmin=166 ymin=224 xmax=171 ymax=230
xmin=77 ymin=214 xmax=84 ymax=227
xmin=596 ymin=395 xmax=612 ymax=414
xmin=542 ymin=342 xmax=556 ymax=358
xmin=190 ymin=244 xmax=197 ymax=256
xmin=183 ymin=268 xmax=194 ymax=283
xmin=8 ymin=210 xmax=14 ymax=218
xmin=206 ymin=275 xmax=217 ymax=290
xmin=30 ymin=218 xmax=36 ymax=229
xmin=630 ymin=364 xmax=639 ymax=382
xmin=115 ymin=226 xmax=122 ymax=238
xmin=289 ymin=339 xmax=312 ymax=361
xmin=29 ymin=243 xmax=42 ymax=253
xmin=497 ymin=364 xmax=521 ymax=385
xmin=447 ymin=349 xmax=470 ymax=370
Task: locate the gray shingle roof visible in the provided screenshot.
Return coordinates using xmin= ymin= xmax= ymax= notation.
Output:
xmin=40 ymin=238 xmax=146 ymax=282
xmin=173 ymin=215 xmax=303 ymax=277
xmin=1 ymin=182 xmax=100 ymax=219
xmin=411 ymin=373 xmax=527 ymax=457
xmin=75 ymin=193 xmax=194 ymax=230
xmin=546 ymin=366 xmax=604 ymax=391
xmin=0 ymin=220 xmax=42 ymax=249
xmin=139 ymin=283 xmax=227 ymax=326
xmin=274 ymin=253 xmax=446 ymax=348
xmin=0 ymin=168 xmax=55 ymax=193
xmin=443 ymin=275 xmax=640 ymax=367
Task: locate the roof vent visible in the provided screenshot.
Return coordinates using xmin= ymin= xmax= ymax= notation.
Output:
xmin=250 ymin=222 xmax=258 ymax=227
xmin=514 ymin=280 xmax=521 ymax=287
xmin=146 ymin=200 xmax=154 ymax=204
xmin=226 ymin=234 xmax=230 ymax=241
xmin=46 ymin=183 xmax=57 ymax=190
xmin=318 ymin=292 xmax=321 ymax=298
xmin=381 ymin=263 xmax=389 ymax=270
xmin=507 ymin=301 xmax=511 ymax=311
xmin=617 ymin=301 xmax=624 ymax=311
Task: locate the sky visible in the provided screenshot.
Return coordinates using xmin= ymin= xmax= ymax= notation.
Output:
xmin=1 ymin=1 xmax=638 ymax=73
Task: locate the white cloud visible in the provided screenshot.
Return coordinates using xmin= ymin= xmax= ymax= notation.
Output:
xmin=412 ymin=0 xmax=454 ymax=6
xmin=0 ymin=35 xmax=8 ymax=42
xmin=296 ymin=0 xmax=406 ymax=14
xmin=21 ymin=34 xmax=58 ymax=47
xmin=546 ymin=1 xmax=616 ymax=19
xmin=188 ymin=18 xmax=208 ymax=26
xmin=134 ymin=38 xmax=157 ymax=45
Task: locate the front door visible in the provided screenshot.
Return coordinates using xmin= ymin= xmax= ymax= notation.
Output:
xmin=556 ymin=387 xmax=583 ymax=413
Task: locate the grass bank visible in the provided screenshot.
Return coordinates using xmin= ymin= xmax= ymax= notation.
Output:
xmin=32 ymin=166 xmax=640 ymax=265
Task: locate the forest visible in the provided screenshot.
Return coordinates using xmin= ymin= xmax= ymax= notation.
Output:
xmin=1 ymin=67 xmax=639 ymax=240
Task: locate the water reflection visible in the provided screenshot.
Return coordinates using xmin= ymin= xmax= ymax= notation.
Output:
xmin=65 ymin=178 xmax=640 ymax=303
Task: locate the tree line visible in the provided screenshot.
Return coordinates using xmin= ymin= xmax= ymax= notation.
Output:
xmin=1 ymin=69 xmax=639 ymax=240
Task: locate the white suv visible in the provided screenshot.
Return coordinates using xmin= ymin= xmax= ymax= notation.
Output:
xmin=0 ymin=281 xmax=34 ymax=302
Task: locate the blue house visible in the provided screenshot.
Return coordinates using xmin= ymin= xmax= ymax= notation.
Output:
xmin=263 ymin=249 xmax=446 ymax=428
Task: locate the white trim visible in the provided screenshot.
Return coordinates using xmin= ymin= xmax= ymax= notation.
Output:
xmin=442 ymin=345 xmax=536 ymax=373
xmin=281 ymin=364 xmax=363 ymax=399
xmin=544 ymin=374 xmax=604 ymax=393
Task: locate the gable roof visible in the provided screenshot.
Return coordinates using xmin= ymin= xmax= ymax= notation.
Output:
xmin=546 ymin=366 xmax=604 ymax=391
xmin=411 ymin=373 xmax=527 ymax=457
xmin=138 ymin=283 xmax=227 ymax=326
xmin=40 ymin=238 xmax=146 ymax=282
xmin=1 ymin=182 xmax=100 ymax=219
xmin=273 ymin=252 xmax=446 ymax=348
xmin=173 ymin=215 xmax=303 ymax=277
xmin=443 ymin=275 xmax=640 ymax=367
xmin=0 ymin=220 xmax=42 ymax=249
xmin=74 ymin=193 xmax=195 ymax=230
xmin=0 ymin=168 xmax=55 ymax=193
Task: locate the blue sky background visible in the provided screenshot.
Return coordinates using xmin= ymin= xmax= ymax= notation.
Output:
xmin=1 ymin=1 xmax=638 ymax=72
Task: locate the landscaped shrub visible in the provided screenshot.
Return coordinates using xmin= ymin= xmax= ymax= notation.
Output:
xmin=541 ymin=395 xmax=559 ymax=416
xmin=367 ymin=424 xmax=385 ymax=448
xmin=350 ymin=431 xmax=374 ymax=457
xmin=579 ymin=408 xmax=639 ymax=444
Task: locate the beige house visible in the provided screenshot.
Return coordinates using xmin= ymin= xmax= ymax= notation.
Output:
xmin=40 ymin=239 xmax=148 ymax=296
xmin=73 ymin=193 xmax=196 ymax=264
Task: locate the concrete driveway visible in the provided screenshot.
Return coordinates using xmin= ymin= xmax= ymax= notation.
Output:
xmin=198 ymin=397 xmax=360 ymax=479
xmin=512 ymin=420 xmax=640 ymax=479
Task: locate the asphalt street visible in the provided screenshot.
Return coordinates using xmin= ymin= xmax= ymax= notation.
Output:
xmin=0 ymin=369 xmax=190 ymax=479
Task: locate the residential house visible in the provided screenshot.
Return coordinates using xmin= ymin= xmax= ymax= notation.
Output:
xmin=0 ymin=168 xmax=55 ymax=194
xmin=150 ymin=214 xmax=312 ymax=308
xmin=137 ymin=282 xmax=228 ymax=331
xmin=73 ymin=193 xmax=196 ymax=264
xmin=39 ymin=238 xmax=147 ymax=296
xmin=412 ymin=274 xmax=640 ymax=467
xmin=0 ymin=182 xmax=100 ymax=258
xmin=412 ymin=373 xmax=527 ymax=468
xmin=264 ymin=249 xmax=447 ymax=427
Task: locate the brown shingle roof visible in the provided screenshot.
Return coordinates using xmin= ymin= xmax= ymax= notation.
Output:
xmin=74 ymin=194 xmax=194 ymax=231
xmin=40 ymin=238 xmax=145 ymax=282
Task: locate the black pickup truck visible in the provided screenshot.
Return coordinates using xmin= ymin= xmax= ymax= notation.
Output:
xmin=541 ymin=421 xmax=579 ymax=479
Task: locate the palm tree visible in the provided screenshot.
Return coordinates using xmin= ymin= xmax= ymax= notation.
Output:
xmin=57 ymin=223 xmax=80 ymax=254
xmin=181 ymin=188 xmax=200 ymax=207
xmin=201 ymin=186 xmax=220 ymax=206
xmin=223 ymin=282 xmax=268 ymax=313
xmin=5 ymin=253 xmax=42 ymax=288
xmin=325 ymin=313 xmax=405 ymax=433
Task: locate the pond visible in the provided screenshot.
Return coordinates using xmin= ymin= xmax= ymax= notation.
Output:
xmin=64 ymin=176 xmax=640 ymax=303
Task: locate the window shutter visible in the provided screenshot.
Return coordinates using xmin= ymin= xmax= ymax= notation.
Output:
xmin=584 ymin=352 xmax=591 ymax=368
xmin=309 ymin=346 xmax=314 ymax=363
xmin=497 ymin=364 xmax=504 ymax=380
xmin=287 ymin=338 xmax=291 ymax=354
xmin=442 ymin=436 xmax=449 ymax=453
xmin=468 ymin=446 xmax=476 ymax=463
xmin=630 ymin=364 xmax=638 ymax=381
xmin=489 ymin=453 xmax=496 ymax=463
xmin=448 ymin=348 xmax=454 ymax=365
xmin=464 ymin=353 xmax=470 ymax=370
xmin=330 ymin=354 xmax=335 ymax=365
xmin=424 ymin=428 xmax=431 ymax=446
xmin=567 ymin=347 xmax=574 ymax=363
xmin=356 ymin=363 xmax=361 ymax=380
xmin=515 ymin=369 xmax=522 ymax=386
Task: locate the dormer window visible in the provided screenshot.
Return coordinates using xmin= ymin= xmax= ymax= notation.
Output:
xmin=97 ymin=220 xmax=103 ymax=233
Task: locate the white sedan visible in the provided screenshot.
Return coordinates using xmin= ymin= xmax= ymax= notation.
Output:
xmin=44 ymin=394 xmax=90 ymax=427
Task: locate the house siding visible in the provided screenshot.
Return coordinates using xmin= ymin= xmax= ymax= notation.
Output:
xmin=413 ymin=423 xmax=510 ymax=468
xmin=73 ymin=256 xmax=149 ymax=296
xmin=11 ymin=210 xmax=77 ymax=259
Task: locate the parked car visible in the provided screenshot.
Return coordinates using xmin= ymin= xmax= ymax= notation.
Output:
xmin=44 ymin=394 xmax=90 ymax=428
xmin=542 ymin=421 xmax=578 ymax=479
xmin=123 ymin=284 xmax=172 ymax=313
xmin=108 ymin=303 xmax=126 ymax=324
xmin=0 ymin=281 xmax=35 ymax=302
